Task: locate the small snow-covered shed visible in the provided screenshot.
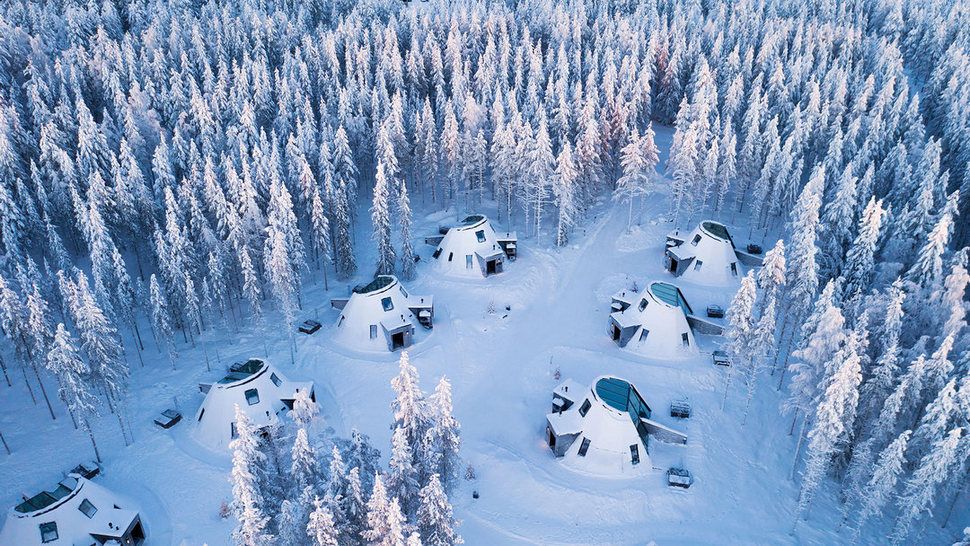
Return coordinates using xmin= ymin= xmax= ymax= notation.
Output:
xmin=330 ymin=275 xmax=434 ymax=351
xmin=608 ymin=281 xmax=698 ymax=358
xmin=427 ymin=214 xmax=517 ymax=277
xmin=545 ymin=376 xmax=686 ymax=477
xmin=664 ymin=220 xmax=744 ymax=286
xmin=194 ymin=359 xmax=314 ymax=447
xmin=0 ymin=475 xmax=145 ymax=545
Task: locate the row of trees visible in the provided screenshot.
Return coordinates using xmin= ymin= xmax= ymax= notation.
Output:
xmin=229 ymin=352 xmax=463 ymax=546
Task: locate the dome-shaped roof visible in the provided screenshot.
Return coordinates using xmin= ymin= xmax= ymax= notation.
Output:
xmin=609 ymin=281 xmax=698 ymax=359
xmin=666 ymin=220 xmax=743 ymax=286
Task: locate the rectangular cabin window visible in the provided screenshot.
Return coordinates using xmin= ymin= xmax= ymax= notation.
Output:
xmin=578 ymin=399 xmax=592 ymax=417
xmin=381 ymin=297 xmax=394 ymax=311
xmin=466 ymin=255 xmax=473 ymax=269
xmin=270 ymin=373 xmax=282 ymax=387
xmin=370 ymin=325 xmax=378 ymax=339
xmin=432 ymin=248 xmax=442 ymax=259
xmin=682 ymin=332 xmax=690 ymax=347
xmin=694 ymin=260 xmax=703 ymax=271
xmin=691 ymin=234 xmax=702 ymax=246
xmin=578 ymin=438 xmax=591 ymax=457
xmin=447 ymin=252 xmax=454 ymax=262
xmin=639 ymin=329 xmax=650 ymax=341
xmin=730 ymin=262 xmax=738 ymax=276
xmin=198 ymin=408 xmax=205 ymax=421
xmin=475 ymin=230 xmax=486 ymax=243
xmin=40 ymin=522 xmax=58 ymax=543
xmin=245 ymin=388 xmax=260 ymax=406
xmin=630 ymin=444 xmax=640 ymax=465
xmin=231 ymin=422 xmax=238 ymax=439
xmin=638 ymin=298 xmax=648 ymax=312
xmin=78 ymin=499 xmax=98 ymax=519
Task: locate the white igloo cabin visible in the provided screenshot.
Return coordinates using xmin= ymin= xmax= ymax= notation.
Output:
xmin=0 ymin=474 xmax=146 ymax=545
xmin=330 ymin=275 xmax=434 ymax=351
xmin=664 ymin=220 xmax=744 ymax=286
xmin=194 ymin=359 xmax=315 ymax=447
xmin=427 ymin=214 xmax=517 ymax=278
xmin=608 ymin=281 xmax=699 ymax=358
xmin=545 ymin=376 xmax=686 ymax=477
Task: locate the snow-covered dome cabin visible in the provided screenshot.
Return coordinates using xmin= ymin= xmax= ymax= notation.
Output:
xmin=330 ymin=275 xmax=434 ymax=351
xmin=194 ymin=359 xmax=315 ymax=447
xmin=608 ymin=281 xmax=699 ymax=358
xmin=545 ymin=376 xmax=686 ymax=477
xmin=427 ymin=214 xmax=517 ymax=278
xmin=0 ymin=474 xmax=145 ymax=545
xmin=664 ymin=221 xmax=745 ymax=286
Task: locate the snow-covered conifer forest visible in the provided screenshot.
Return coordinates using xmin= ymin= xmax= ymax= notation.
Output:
xmin=0 ymin=0 xmax=968 ymax=543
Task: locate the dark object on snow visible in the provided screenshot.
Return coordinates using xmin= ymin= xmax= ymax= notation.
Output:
xmin=712 ymin=350 xmax=731 ymax=367
xmin=746 ymin=243 xmax=763 ymax=254
xmin=670 ymin=401 xmax=691 ymax=419
xmin=299 ymin=320 xmax=322 ymax=334
xmin=667 ymin=467 xmax=693 ymax=488
xmin=505 ymin=305 xmax=511 ymax=311
xmin=472 ymin=490 xmax=479 ymax=499
xmin=68 ymin=461 xmax=101 ymax=480
xmin=154 ymin=409 xmax=182 ymax=429
xmin=413 ymin=254 xmax=421 ymax=263
xmin=706 ymin=305 xmax=725 ymax=318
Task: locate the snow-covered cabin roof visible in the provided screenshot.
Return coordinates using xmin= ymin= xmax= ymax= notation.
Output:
xmin=665 ymin=220 xmax=743 ymax=286
xmin=547 ymin=376 xmax=654 ymax=477
xmin=194 ymin=359 xmax=314 ymax=447
xmin=609 ymin=281 xmax=698 ymax=358
xmin=432 ymin=215 xmax=515 ymax=277
xmin=333 ymin=275 xmax=433 ymax=351
xmin=0 ymin=475 xmax=144 ymax=546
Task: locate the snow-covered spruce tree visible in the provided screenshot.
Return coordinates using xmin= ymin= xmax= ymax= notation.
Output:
xmin=391 ymin=351 xmax=427 ymax=461
xmin=362 ymin=474 xmax=407 ymax=546
xmin=552 ymin=141 xmax=578 ymax=247
xmin=417 ymin=474 xmax=462 ymax=546
xmin=890 ymin=428 xmax=964 ymax=544
xmin=263 ymin=174 xmax=304 ymax=328
xmin=850 ymin=430 xmax=912 ymax=540
xmin=756 ymin=239 xmax=786 ymax=372
xmin=67 ymin=271 xmax=130 ymax=444
xmin=841 ymin=198 xmax=885 ymax=304
xmin=46 ymin=324 xmax=101 ymax=461
xmin=722 ymin=271 xmax=757 ymax=410
xmin=372 ymin=161 xmax=396 ymax=276
xmin=291 ymin=427 xmax=320 ymax=494
xmin=307 ymin=496 xmax=340 ymax=546
xmin=794 ymin=330 xmax=863 ymax=523
xmin=148 ymin=274 xmax=178 ymax=368
xmin=333 ymin=181 xmax=357 ymax=280
xmin=786 ymin=281 xmax=847 ymax=476
xmin=614 ymin=124 xmax=660 ymax=228
xmin=528 ymin=111 xmax=554 ymax=244
xmin=291 ymin=389 xmax=319 ymax=430
xmin=387 ymin=426 xmax=421 ymax=517
xmin=398 ymin=179 xmax=416 ymax=280
xmin=422 ymin=376 xmax=462 ymax=488
xmin=230 ymin=405 xmax=273 ymax=546
xmin=783 ymin=165 xmax=825 ymax=339
xmin=858 ymin=280 xmax=906 ymax=427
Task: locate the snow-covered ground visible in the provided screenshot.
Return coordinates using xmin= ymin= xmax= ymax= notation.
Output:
xmin=1 ymin=132 xmax=962 ymax=546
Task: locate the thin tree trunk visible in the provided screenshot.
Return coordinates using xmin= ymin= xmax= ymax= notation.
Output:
xmin=30 ymin=363 xmax=56 ymax=421
xmin=21 ymin=364 xmax=37 ymax=404
xmin=790 ymin=416 xmax=808 ymax=481
xmin=84 ymin=420 xmax=102 ymax=463
xmin=0 ymin=354 xmax=11 ymax=387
